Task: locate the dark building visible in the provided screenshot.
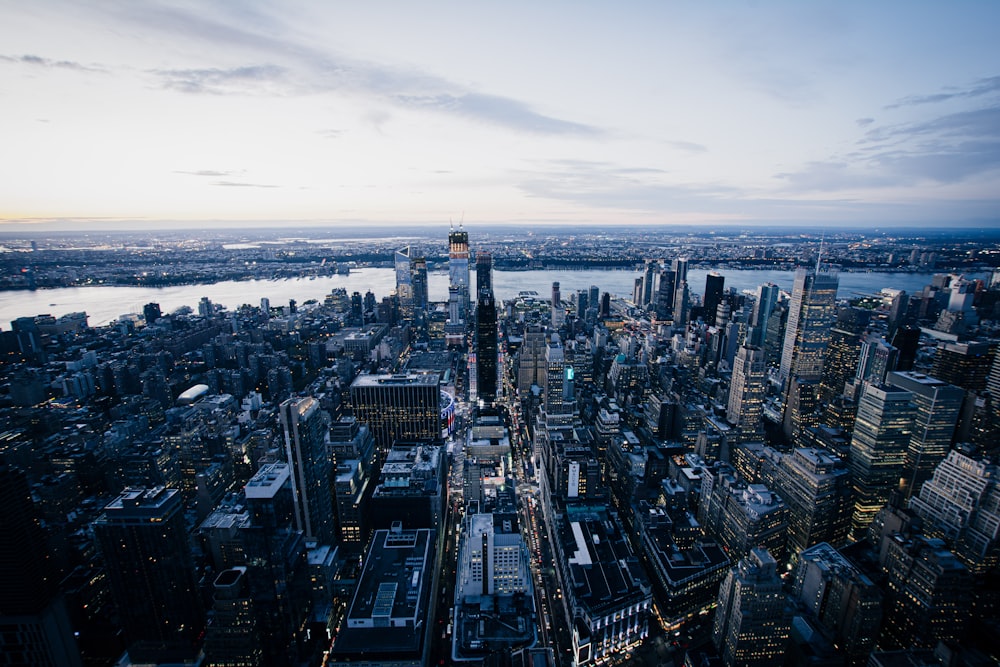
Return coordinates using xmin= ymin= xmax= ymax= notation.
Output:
xmin=350 ymin=372 xmax=441 ymax=468
xmin=369 ymin=442 xmax=447 ymax=532
xmin=704 ymin=272 xmax=725 ymax=326
xmin=0 ymin=463 xmax=83 ymax=667
xmin=279 ymin=396 xmax=335 ymax=546
xmin=93 ymin=487 xmax=205 ymax=663
xmin=476 ymin=252 xmax=499 ymax=405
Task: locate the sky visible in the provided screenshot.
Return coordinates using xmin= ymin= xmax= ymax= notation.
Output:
xmin=1 ymin=1 xmax=999 ymax=231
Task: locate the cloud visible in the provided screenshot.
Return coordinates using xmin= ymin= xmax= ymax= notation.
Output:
xmin=855 ymin=117 xmax=875 ymax=127
xmin=152 ymin=65 xmax=289 ymax=95
xmin=394 ymin=92 xmax=601 ymax=136
xmin=175 ymin=169 xmax=243 ymax=177
xmin=116 ymin=3 xmax=599 ymax=136
xmin=212 ymin=181 xmax=279 ymax=188
xmin=884 ymin=75 xmax=1000 ymax=109
xmin=667 ymin=141 xmax=708 ymax=153
xmin=0 ymin=53 xmax=104 ymax=72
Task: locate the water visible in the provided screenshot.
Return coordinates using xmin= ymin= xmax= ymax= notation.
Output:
xmin=0 ymin=267 xmax=985 ymax=327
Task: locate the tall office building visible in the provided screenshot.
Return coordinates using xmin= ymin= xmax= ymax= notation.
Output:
xmin=791 ymin=543 xmax=881 ymax=665
xmin=394 ymin=246 xmax=412 ymax=309
xmin=350 ymin=373 xmax=441 ymax=466
xmin=476 ymin=275 xmax=499 ymax=405
xmin=818 ymin=306 xmax=871 ymax=403
xmin=886 ymin=371 xmax=963 ymax=499
xmin=879 ymin=534 xmax=972 ymax=649
xmin=448 ymin=226 xmax=471 ymax=323
xmin=279 ymin=396 xmax=335 ymax=546
xmin=848 ymin=383 xmax=914 ymax=540
xmin=748 ymin=283 xmax=778 ymax=347
xmin=908 ymin=449 xmax=1000 ymax=574
xmin=712 ymin=547 xmax=789 ymax=667
xmin=673 ymin=280 xmax=690 ymax=325
xmin=94 ymin=487 xmax=205 ymax=663
xmin=655 ymin=268 xmax=676 ymax=320
xmin=726 ymin=345 xmax=767 ymax=442
xmin=517 ymin=325 xmax=546 ymax=393
xmin=203 ymin=567 xmax=262 ymax=667
xmin=0 ymin=463 xmax=83 ymax=667
xmin=641 ymin=260 xmax=658 ymax=308
xmin=852 ymin=335 xmax=898 ymax=389
xmin=703 ymin=272 xmax=725 ymax=326
xmin=783 ymin=376 xmax=821 ymax=443
xmin=475 ymin=250 xmax=492 ymax=293
xmin=329 ymin=417 xmax=376 ymax=547
xmin=774 ymin=448 xmax=852 ymax=553
xmin=551 ymin=281 xmax=564 ymax=328
xmin=411 ymin=256 xmax=428 ymax=313
xmin=672 ymin=257 xmax=689 ymax=284
xmin=779 ymin=268 xmax=839 ymax=388
xmin=932 ymin=340 xmax=993 ymax=393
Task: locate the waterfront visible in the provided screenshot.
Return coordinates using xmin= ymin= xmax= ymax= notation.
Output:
xmin=0 ymin=267 xmax=987 ymax=327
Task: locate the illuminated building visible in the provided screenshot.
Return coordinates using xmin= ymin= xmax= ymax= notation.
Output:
xmin=350 ymin=372 xmax=441 ymax=467
xmin=779 ymin=267 xmax=839 ymax=388
xmin=726 ymin=344 xmax=766 ymax=442
xmin=712 ymin=547 xmax=789 ymax=667
xmin=848 ymin=383 xmax=914 ymax=540
xmin=449 ymin=226 xmax=471 ymax=324
xmin=886 ymin=371 xmax=963 ymax=499
xmin=773 ymin=448 xmax=851 ymax=553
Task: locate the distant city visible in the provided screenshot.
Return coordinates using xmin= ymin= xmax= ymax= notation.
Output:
xmin=2 ymin=225 xmax=1000 ymax=667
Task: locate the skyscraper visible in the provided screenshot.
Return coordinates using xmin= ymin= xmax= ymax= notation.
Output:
xmin=279 ymin=396 xmax=335 ymax=546
xmin=886 ymin=371 xmax=963 ymax=499
xmin=727 ymin=344 xmax=766 ymax=442
xmin=655 ymin=268 xmax=676 ymax=320
xmin=819 ymin=306 xmax=871 ymax=403
xmin=703 ymin=272 xmax=725 ymax=326
xmin=849 ymin=383 xmax=914 ymax=540
xmin=0 ymin=463 xmax=83 ymax=667
xmin=476 ymin=258 xmax=499 ymax=405
xmin=93 ymin=487 xmax=205 ymax=663
xmin=350 ymin=373 xmax=441 ymax=466
xmin=448 ymin=226 xmax=471 ymax=322
xmin=773 ymin=448 xmax=852 ymax=552
xmin=551 ymin=281 xmax=564 ymax=327
xmin=394 ymin=245 xmax=412 ymax=307
xmin=791 ymin=543 xmax=881 ymax=665
xmin=712 ymin=547 xmax=789 ymax=667
xmin=779 ymin=267 xmax=839 ymax=388
xmin=748 ymin=283 xmax=778 ymax=347
xmin=411 ymin=256 xmax=428 ymax=313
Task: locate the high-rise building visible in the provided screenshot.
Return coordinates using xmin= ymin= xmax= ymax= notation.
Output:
xmin=394 ymin=246 xmax=412 ymax=313
xmin=329 ymin=417 xmax=376 ymax=547
xmin=279 ymin=396 xmax=335 ymax=546
xmin=851 ymin=335 xmax=898 ymax=390
xmin=712 ymin=547 xmax=789 ymax=667
xmin=411 ymin=256 xmax=428 ymax=313
xmin=879 ymin=535 xmax=972 ymax=649
xmin=476 ymin=287 xmax=499 ymax=405
xmin=0 ymin=463 xmax=83 ymax=667
xmin=790 ymin=543 xmax=881 ymax=666
xmin=203 ymin=567 xmax=262 ymax=666
xmin=93 ymin=487 xmax=205 ymax=663
xmin=641 ymin=260 xmax=658 ymax=307
xmin=748 ymin=283 xmax=778 ymax=348
xmin=849 ymin=383 xmax=914 ymax=540
xmin=908 ymin=449 xmax=1000 ymax=574
xmin=458 ymin=512 xmax=531 ymax=597
xmin=886 ymin=371 xmax=963 ymax=499
xmin=517 ymin=325 xmax=546 ymax=393
xmin=551 ymin=281 xmax=564 ymax=328
xmin=655 ymin=268 xmax=676 ymax=320
xmin=703 ymin=272 xmax=725 ymax=326
xmin=932 ymin=340 xmax=993 ymax=393
xmin=819 ymin=306 xmax=871 ymax=403
xmin=475 ymin=250 xmax=492 ymax=295
xmin=782 ymin=376 xmax=821 ymax=443
xmin=673 ymin=280 xmax=689 ymax=325
xmin=448 ymin=226 xmax=471 ymax=323
xmin=727 ymin=345 xmax=767 ymax=441
xmin=779 ymin=268 xmax=839 ymax=388
xmin=773 ymin=448 xmax=852 ymax=553
xmin=350 ymin=373 xmax=441 ymax=466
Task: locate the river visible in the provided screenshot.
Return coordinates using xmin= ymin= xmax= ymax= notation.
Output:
xmin=0 ymin=268 xmax=986 ymax=328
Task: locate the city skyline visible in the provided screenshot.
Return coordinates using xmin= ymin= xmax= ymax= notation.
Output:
xmin=2 ymin=1 xmax=999 ymax=230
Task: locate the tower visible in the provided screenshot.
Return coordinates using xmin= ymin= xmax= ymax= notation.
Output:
xmin=748 ymin=283 xmax=778 ymax=347
xmin=448 ymin=226 xmax=471 ymax=323
xmin=726 ymin=345 xmax=766 ymax=442
xmin=779 ymin=267 xmax=839 ymax=389
xmin=394 ymin=245 xmax=412 ymax=314
xmin=93 ymin=487 xmax=205 ymax=663
xmin=712 ymin=547 xmax=789 ymax=667
xmin=848 ymin=383 xmax=914 ymax=540
xmin=551 ymin=281 xmax=564 ymax=328
xmin=0 ymin=463 xmax=83 ymax=667
xmin=279 ymin=396 xmax=335 ymax=546
xmin=703 ymin=272 xmax=725 ymax=326
xmin=411 ymin=256 xmax=428 ymax=313
xmin=886 ymin=371 xmax=963 ymax=499
xmin=476 ymin=253 xmax=499 ymax=405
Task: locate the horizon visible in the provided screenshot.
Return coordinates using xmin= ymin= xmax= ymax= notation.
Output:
xmin=2 ymin=2 xmax=999 ymax=229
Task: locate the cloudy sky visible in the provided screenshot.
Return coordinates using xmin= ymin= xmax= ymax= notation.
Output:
xmin=1 ymin=1 xmax=998 ymax=230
